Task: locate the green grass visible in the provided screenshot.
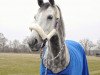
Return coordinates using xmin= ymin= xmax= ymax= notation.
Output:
xmin=0 ymin=53 xmax=40 ymax=75
xmin=88 ymin=56 xmax=100 ymax=75
xmin=0 ymin=53 xmax=100 ymax=75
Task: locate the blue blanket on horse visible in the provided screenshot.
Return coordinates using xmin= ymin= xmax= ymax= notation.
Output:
xmin=40 ymin=40 xmax=89 ymax=75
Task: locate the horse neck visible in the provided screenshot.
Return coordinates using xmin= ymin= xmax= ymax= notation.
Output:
xmin=43 ymin=11 xmax=70 ymax=72
xmin=49 ymin=34 xmax=65 ymax=57
xmin=43 ymin=33 xmax=70 ymax=73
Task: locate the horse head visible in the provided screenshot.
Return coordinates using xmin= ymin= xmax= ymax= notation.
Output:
xmin=27 ymin=0 xmax=64 ymax=51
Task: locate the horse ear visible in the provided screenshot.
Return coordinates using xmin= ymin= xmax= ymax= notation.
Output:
xmin=37 ymin=0 xmax=44 ymax=7
xmin=49 ymin=0 xmax=55 ymax=6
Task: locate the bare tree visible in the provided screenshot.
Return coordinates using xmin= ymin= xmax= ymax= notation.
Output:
xmin=12 ymin=40 xmax=20 ymax=53
xmin=0 ymin=33 xmax=7 ymax=52
xmin=7 ymin=41 xmax=13 ymax=52
xmin=97 ymin=40 xmax=100 ymax=49
xmin=0 ymin=33 xmax=30 ymax=53
xmin=80 ymin=39 xmax=94 ymax=55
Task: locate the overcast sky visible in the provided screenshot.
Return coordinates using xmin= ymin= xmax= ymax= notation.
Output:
xmin=0 ymin=0 xmax=100 ymax=42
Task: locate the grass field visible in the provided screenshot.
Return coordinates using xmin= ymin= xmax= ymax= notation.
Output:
xmin=0 ymin=53 xmax=100 ymax=75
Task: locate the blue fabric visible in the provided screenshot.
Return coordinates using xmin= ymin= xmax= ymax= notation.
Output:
xmin=40 ymin=40 xmax=89 ymax=75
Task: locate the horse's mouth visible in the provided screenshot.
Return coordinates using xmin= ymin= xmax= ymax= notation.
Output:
xmin=29 ymin=43 xmax=42 ymax=52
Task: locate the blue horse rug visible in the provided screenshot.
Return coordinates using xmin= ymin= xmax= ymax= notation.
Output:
xmin=40 ymin=40 xmax=89 ymax=75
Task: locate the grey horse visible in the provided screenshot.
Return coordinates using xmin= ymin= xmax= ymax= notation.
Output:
xmin=28 ymin=0 xmax=89 ymax=75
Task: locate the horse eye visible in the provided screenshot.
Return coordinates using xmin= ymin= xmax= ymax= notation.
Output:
xmin=47 ymin=15 xmax=53 ymax=20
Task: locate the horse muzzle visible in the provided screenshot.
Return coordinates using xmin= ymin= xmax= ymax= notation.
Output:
xmin=27 ymin=30 xmax=43 ymax=51
xmin=28 ymin=23 xmax=57 ymax=51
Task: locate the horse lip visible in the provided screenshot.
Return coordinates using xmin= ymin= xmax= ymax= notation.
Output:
xmin=31 ymin=49 xmax=38 ymax=52
xmin=30 ymin=47 xmax=39 ymax=52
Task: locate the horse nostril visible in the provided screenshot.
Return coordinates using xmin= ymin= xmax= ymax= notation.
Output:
xmin=28 ymin=38 xmax=38 ymax=49
xmin=33 ymin=39 xmax=38 ymax=45
xmin=28 ymin=43 xmax=33 ymax=49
